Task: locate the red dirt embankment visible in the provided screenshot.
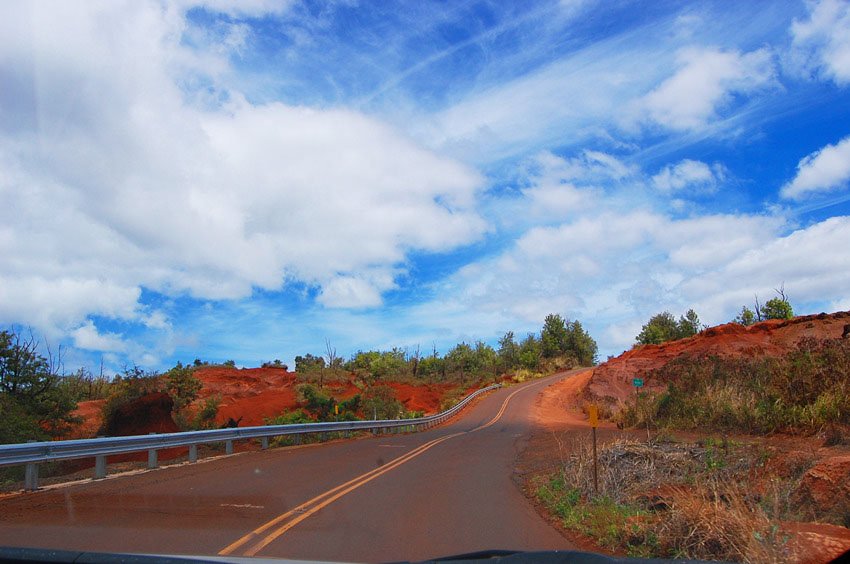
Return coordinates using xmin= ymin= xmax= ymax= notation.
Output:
xmin=190 ymin=367 xmax=460 ymax=427
xmin=69 ymin=366 xmax=468 ymax=437
xmin=586 ymin=311 xmax=850 ymax=408
xmin=532 ymin=312 xmax=850 ymax=563
xmin=191 ymin=366 xmax=300 ymax=427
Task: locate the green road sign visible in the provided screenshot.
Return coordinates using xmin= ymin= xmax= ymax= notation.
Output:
xmin=632 ymin=378 xmax=644 ymax=387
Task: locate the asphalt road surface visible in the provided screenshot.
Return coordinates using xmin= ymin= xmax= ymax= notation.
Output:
xmin=0 ymin=373 xmax=577 ymax=562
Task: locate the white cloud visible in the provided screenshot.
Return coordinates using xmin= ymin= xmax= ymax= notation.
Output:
xmin=0 ymin=2 xmax=486 ymax=350
xmin=316 ymin=270 xmax=397 ymax=309
xmin=72 ymin=321 xmax=128 ymax=353
xmin=639 ymin=47 xmax=775 ymax=131
xmin=781 ymin=135 xmax=850 ymax=200
xmin=790 ymin=0 xmax=850 ymax=85
xmin=652 ymin=159 xmax=725 ymax=194
xmin=408 ymin=153 xmax=820 ymax=356
xmin=425 ymin=206 xmax=849 ymax=356
xmin=0 ymin=276 xmax=141 ymax=338
xmin=680 ymin=216 xmax=850 ymax=315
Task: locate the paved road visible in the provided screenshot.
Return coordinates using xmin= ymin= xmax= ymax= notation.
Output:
xmin=0 ymin=373 xmax=577 ymax=561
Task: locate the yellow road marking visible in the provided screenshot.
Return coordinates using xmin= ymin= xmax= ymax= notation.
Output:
xmin=219 ymin=377 xmax=552 ymax=557
xmin=241 ymin=432 xmax=462 ymax=556
xmin=217 ymin=432 xmax=460 ymax=555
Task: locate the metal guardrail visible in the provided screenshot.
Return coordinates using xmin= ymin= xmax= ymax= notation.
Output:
xmin=0 ymin=383 xmax=501 ymax=490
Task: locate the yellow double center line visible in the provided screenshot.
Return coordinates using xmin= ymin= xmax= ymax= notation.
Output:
xmin=219 ymin=380 xmax=542 ymax=557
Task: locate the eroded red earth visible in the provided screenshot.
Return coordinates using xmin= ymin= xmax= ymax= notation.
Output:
xmin=522 ymin=311 xmax=850 ymax=563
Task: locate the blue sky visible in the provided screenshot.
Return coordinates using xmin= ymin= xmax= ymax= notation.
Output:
xmin=2 ymin=0 xmax=850 ymax=372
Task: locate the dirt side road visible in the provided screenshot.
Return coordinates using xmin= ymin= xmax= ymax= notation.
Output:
xmin=0 ymin=372 xmax=581 ymax=562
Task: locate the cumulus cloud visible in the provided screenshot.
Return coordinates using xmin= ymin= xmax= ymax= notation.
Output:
xmin=72 ymin=321 xmax=128 ymax=353
xmin=0 ymin=2 xmax=486 ymax=343
xmin=781 ymin=135 xmax=850 ymax=200
xmin=652 ymin=159 xmax=725 ymax=194
xmin=790 ymin=0 xmax=850 ymax=85
xmin=679 ymin=216 xmax=850 ymax=315
xmin=639 ymin=47 xmax=775 ymax=130
xmin=411 ymin=151 xmax=850 ymax=356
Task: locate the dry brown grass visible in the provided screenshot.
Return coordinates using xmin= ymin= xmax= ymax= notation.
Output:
xmin=539 ymin=436 xmax=797 ymax=562
xmin=658 ymin=482 xmax=791 ymax=563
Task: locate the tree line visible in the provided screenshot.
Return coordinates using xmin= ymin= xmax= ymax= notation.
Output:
xmin=294 ymin=313 xmax=597 ymax=385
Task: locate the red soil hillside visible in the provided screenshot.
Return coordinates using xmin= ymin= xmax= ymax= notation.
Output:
xmin=190 ymin=366 xmax=300 ymax=427
xmin=190 ymin=366 xmax=464 ymax=427
xmin=66 ymin=366 xmax=476 ymax=439
xmin=586 ymin=311 xmax=850 ymax=409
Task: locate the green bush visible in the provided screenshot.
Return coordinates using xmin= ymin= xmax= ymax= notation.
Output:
xmin=100 ymin=366 xmax=162 ymax=434
xmin=363 ymin=385 xmax=404 ymax=420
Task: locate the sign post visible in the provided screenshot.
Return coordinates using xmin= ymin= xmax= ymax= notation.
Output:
xmin=588 ymin=404 xmax=599 ymax=495
xmin=633 ymin=378 xmax=648 ymax=441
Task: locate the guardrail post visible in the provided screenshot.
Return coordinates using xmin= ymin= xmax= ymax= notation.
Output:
xmin=147 ymin=433 xmax=158 ymax=469
xmin=225 ymin=440 xmax=234 ymax=455
xmin=95 ymin=455 xmax=107 ymax=479
xmin=189 ymin=444 xmax=198 ymax=462
xmin=295 ymin=434 xmax=302 ymax=445
xmin=260 ymin=437 xmax=269 ymax=450
xmin=25 ymin=462 xmax=38 ymax=491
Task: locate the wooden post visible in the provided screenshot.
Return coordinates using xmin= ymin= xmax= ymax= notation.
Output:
xmin=589 ymin=404 xmax=599 ymax=496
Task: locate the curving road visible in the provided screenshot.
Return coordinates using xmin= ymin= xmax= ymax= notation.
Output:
xmin=0 ymin=372 xmax=577 ymax=562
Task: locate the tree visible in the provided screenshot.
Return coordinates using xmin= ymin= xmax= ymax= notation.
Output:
xmin=446 ymin=342 xmax=475 ymax=383
xmin=636 ymin=312 xmax=679 ymax=345
xmin=518 ymin=333 xmax=541 ymax=370
xmin=565 ymin=320 xmax=598 ymax=366
xmin=295 ymin=353 xmax=325 ymax=373
xmin=760 ymin=285 xmax=793 ymax=320
xmin=761 ymin=297 xmax=793 ymax=320
xmin=0 ymin=329 xmax=80 ymax=442
xmin=498 ymin=331 xmax=520 ymax=370
xmin=473 ymin=341 xmax=498 ymax=379
xmin=541 ymin=314 xmax=569 ymax=358
xmin=678 ymin=309 xmax=702 ymax=338
xmin=734 ymin=306 xmax=756 ymax=326
xmin=410 ymin=344 xmax=422 ymax=379
xmin=635 ymin=310 xmax=702 ymax=346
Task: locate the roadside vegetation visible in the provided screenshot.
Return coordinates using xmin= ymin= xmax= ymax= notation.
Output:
xmin=292 ymin=313 xmax=597 ymax=387
xmin=535 ymin=436 xmax=801 ymax=562
xmin=532 ymin=290 xmax=846 ymax=562
xmin=618 ymin=337 xmax=850 ymax=436
xmin=267 ymin=312 xmax=597 ymax=431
